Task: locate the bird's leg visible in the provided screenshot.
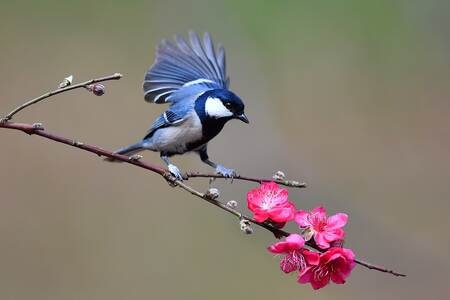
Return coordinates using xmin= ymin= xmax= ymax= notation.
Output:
xmin=161 ymin=153 xmax=183 ymax=180
xmin=198 ymin=148 xmax=236 ymax=177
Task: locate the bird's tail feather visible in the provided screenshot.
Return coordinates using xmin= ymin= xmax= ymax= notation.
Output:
xmin=104 ymin=141 xmax=145 ymax=162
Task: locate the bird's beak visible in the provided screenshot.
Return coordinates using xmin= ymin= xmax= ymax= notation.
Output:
xmin=237 ymin=113 xmax=249 ymax=124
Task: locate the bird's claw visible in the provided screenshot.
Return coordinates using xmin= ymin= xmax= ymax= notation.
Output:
xmin=215 ymin=165 xmax=236 ymax=178
xmin=168 ymin=164 xmax=183 ymax=180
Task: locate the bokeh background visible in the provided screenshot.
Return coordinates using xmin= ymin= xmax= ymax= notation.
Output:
xmin=1 ymin=1 xmax=450 ymax=299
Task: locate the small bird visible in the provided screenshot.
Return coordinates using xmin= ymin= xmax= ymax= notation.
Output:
xmin=112 ymin=31 xmax=248 ymax=180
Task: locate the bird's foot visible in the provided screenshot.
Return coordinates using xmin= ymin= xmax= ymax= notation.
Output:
xmin=168 ymin=164 xmax=183 ymax=180
xmin=215 ymin=165 xmax=236 ymax=178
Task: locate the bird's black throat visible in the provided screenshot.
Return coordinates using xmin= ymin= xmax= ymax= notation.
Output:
xmin=190 ymin=93 xmax=232 ymax=149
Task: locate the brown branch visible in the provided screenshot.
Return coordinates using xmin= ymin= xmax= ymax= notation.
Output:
xmin=184 ymin=172 xmax=307 ymax=188
xmin=0 ymin=73 xmax=405 ymax=278
xmin=0 ymin=121 xmax=406 ymax=277
xmin=1 ymin=73 xmax=123 ymax=122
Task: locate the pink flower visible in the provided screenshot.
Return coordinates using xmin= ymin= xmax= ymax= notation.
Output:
xmin=298 ymin=247 xmax=356 ymax=290
xmin=295 ymin=206 xmax=348 ymax=249
xmin=247 ymin=182 xmax=296 ymax=223
xmin=268 ymin=234 xmax=320 ymax=273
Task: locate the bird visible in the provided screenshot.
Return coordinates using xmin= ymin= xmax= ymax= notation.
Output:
xmin=111 ymin=31 xmax=248 ymax=180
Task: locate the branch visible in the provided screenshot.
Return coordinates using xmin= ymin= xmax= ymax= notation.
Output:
xmin=0 ymin=121 xmax=406 ymax=277
xmin=185 ymin=172 xmax=307 ymax=188
xmin=0 ymin=73 xmax=405 ymax=278
xmin=1 ymin=73 xmax=123 ymax=122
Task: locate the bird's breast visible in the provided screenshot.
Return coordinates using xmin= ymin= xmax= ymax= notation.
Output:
xmin=151 ymin=111 xmax=204 ymax=154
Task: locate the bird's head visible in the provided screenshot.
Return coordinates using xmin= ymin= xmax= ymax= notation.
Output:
xmin=200 ymin=89 xmax=249 ymax=123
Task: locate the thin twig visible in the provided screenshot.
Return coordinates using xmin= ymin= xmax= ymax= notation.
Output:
xmin=1 ymin=73 xmax=122 ymax=122
xmin=0 ymin=121 xmax=406 ymax=277
xmin=354 ymin=260 xmax=405 ymax=277
xmin=184 ymin=172 xmax=307 ymax=188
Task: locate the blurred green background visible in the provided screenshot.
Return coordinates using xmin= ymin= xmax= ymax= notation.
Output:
xmin=1 ymin=0 xmax=450 ymax=299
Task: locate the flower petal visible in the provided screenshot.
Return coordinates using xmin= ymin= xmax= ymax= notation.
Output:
xmin=310 ymin=274 xmax=331 ymax=290
xmin=330 ymin=272 xmax=346 ymax=284
xmin=314 ymin=232 xmax=331 ymax=249
xmin=269 ymin=203 xmax=296 ymax=222
xmin=297 ymin=267 xmax=313 ymax=284
xmin=327 ymin=213 xmax=348 ymax=229
xmin=301 ymin=249 xmax=320 ymax=266
xmin=311 ymin=206 xmax=327 ymax=219
xmin=253 ymin=211 xmax=269 ymax=222
xmin=285 ymin=234 xmax=305 ymax=247
xmin=322 ymin=228 xmax=345 ymax=243
xmin=268 ymin=234 xmax=304 ymax=254
xmin=295 ymin=210 xmax=310 ymax=227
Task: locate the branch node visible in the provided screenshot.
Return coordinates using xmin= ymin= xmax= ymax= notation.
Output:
xmin=129 ymin=154 xmax=143 ymax=161
xmin=205 ymin=188 xmax=220 ymax=200
xmin=239 ymin=218 xmax=253 ymax=234
xmin=273 ymin=170 xmax=286 ymax=180
xmin=58 ymin=75 xmax=74 ymax=88
xmin=283 ymin=180 xmax=307 ymax=188
xmin=226 ymin=200 xmax=238 ymax=209
xmin=32 ymin=123 xmax=44 ymax=130
xmin=72 ymin=140 xmax=84 ymax=147
xmin=0 ymin=117 xmax=10 ymax=124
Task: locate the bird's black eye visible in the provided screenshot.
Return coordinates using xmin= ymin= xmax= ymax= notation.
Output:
xmin=224 ymin=102 xmax=232 ymax=108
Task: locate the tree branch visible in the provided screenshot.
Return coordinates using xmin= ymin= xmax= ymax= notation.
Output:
xmin=0 ymin=73 xmax=406 ymax=278
xmin=0 ymin=121 xmax=406 ymax=277
xmin=185 ymin=172 xmax=307 ymax=188
xmin=1 ymin=73 xmax=122 ymax=122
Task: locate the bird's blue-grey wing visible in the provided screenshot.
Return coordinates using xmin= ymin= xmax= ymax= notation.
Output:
xmin=144 ymin=108 xmax=186 ymax=139
xmin=144 ymin=83 xmax=213 ymax=139
xmin=143 ymin=31 xmax=229 ymax=103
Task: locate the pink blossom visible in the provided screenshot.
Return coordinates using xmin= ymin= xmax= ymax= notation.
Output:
xmin=247 ymin=182 xmax=296 ymax=223
xmin=268 ymin=234 xmax=320 ymax=273
xmin=295 ymin=206 xmax=348 ymax=249
xmin=298 ymin=247 xmax=356 ymax=290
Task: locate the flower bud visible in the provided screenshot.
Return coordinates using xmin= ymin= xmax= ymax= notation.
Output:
xmin=226 ymin=200 xmax=238 ymax=208
xmin=87 ymin=83 xmax=105 ymax=96
xmin=205 ymin=188 xmax=220 ymax=200
xmin=272 ymin=170 xmax=286 ymax=181
xmin=58 ymin=75 xmax=73 ymax=88
xmin=239 ymin=219 xmax=253 ymax=234
xmin=32 ymin=123 xmax=44 ymax=130
xmin=129 ymin=154 xmax=143 ymax=161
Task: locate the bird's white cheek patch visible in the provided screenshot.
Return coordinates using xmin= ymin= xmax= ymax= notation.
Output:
xmin=205 ymin=97 xmax=233 ymax=118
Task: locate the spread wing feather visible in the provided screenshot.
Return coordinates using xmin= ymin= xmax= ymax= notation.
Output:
xmin=143 ymin=31 xmax=229 ymax=103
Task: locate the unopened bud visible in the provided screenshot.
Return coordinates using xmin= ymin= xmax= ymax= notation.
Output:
xmin=87 ymin=83 xmax=105 ymax=96
xmin=226 ymin=200 xmax=238 ymax=209
xmin=58 ymin=75 xmax=73 ymax=88
xmin=129 ymin=154 xmax=143 ymax=161
xmin=273 ymin=170 xmax=286 ymax=181
xmin=205 ymin=188 xmax=220 ymax=200
xmin=32 ymin=123 xmax=44 ymax=130
xmin=239 ymin=219 xmax=253 ymax=234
